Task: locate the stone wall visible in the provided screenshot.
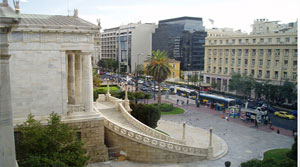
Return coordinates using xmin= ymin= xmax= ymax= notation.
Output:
xmin=105 ymin=128 xmax=206 ymax=163
xmin=68 ymin=119 xmax=108 ymax=162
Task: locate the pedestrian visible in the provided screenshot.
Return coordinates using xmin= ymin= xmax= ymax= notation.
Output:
xmin=187 ymin=99 xmax=189 ymax=105
xmin=177 ymin=99 xmax=179 ymax=105
xmin=255 ymin=119 xmax=258 ymax=128
xmin=225 ymin=116 xmax=229 ymax=121
xmin=181 ymin=100 xmax=184 ymax=105
xmin=269 ymin=120 xmax=272 ymax=129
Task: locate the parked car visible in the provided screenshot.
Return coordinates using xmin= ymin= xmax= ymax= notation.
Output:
xmin=291 ymin=110 xmax=297 ymax=117
xmin=274 ymin=111 xmax=296 ymax=119
xmin=138 ymin=80 xmax=144 ymax=84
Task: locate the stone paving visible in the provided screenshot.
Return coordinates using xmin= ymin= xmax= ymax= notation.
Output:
xmin=88 ymin=95 xmax=294 ymax=167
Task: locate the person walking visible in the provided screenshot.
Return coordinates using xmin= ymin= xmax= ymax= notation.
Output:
xmin=177 ymin=99 xmax=179 ymax=105
xmin=255 ymin=119 xmax=258 ymax=128
xmin=187 ymin=99 xmax=189 ymax=105
xmin=269 ymin=120 xmax=273 ymax=129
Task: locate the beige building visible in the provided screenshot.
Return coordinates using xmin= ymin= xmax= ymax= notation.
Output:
xmin=204 ymin=20 xmax=297 ymax=92
xmin=101 ymin=22 xmax=157 ymax=73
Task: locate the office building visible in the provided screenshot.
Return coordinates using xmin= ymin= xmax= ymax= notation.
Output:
xmin=101 ymin=22 xmax=157 ymax=73
xmin=152 ymin=17 xmax=207 ymax=71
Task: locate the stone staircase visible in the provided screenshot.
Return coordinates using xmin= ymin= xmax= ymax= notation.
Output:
xmin=94 ymin=95 xmax=212 ymax=163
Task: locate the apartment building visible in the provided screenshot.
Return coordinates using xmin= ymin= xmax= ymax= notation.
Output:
xmin=101 ymin=22 xmax=157 ymax=73
xmin=203 ymin=20 xmax=297 ymax=92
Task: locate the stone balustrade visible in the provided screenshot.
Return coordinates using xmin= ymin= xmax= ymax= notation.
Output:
xmin=103 ymin=117 xmax=208 ymax=157
xmin=118 ymin=103 xmax=185 ymax=145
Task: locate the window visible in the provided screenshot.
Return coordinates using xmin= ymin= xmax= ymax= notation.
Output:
xmin=259 ymin=49 xmax=264 ymax=56
xmin=276 ymin=38 xmax=281 ymax=43
xmin=231 ymin=68 xmax=234 ymax=73
xmin=237 ymin=68 xmax=240 ymax=73
xmin=208 ymin=58 xmax=211 ymax=63
xmin=213 ymin=49 xmax=217 ymax=55
xmin=226 ymin=40 xmax=229 ymax=44
xmin=239 ymin=39 xmax=242 ymax=44
xmin=253 ymin=39 xmax=256 ymax=43
xmin=214 ymin=40 xmax=217 ymax=44
xmin=244 ymin=59 xmax=248 ymax=65
xmin=266 ymin=71 xmax=270 ymax=78
xmin=258 ymin=70 xmax=262 ymax=77
xmin=284 ymin=60 xmax=288 ymax=67
xmin=232 ymin=39 xmax=235 ymax=44
xmin=214 ymin=58 xmax=216 ymax=63
xmin=208 ymin=66 xmax=211 ymax=72
xmin=225 ymin=58 xmax=228 ymax=64
xmin=252 ymin=49 xmax=256 ymax=56
xmin=252 ymin=59 xmax=255 ymax=66
xmin=238 ymin=49 xmax=242 ymax=56
xmin=294 ymin=49 xmax=298 ymax=56
xmin=219 ymin=67 xmax=222 ymax=73
xmin=267 ymin=60 xmax=270 ymax=66
xmin=225 ymin=49 xmax=229 ymax=56
xmin=275 ymin=60 xmax=279 ymax=67
xmin=275 ymin=49 xmax=280 ymax=56
xmin=231 ymin=59 xmax=234 ymax=65
xmin=245 ymin=49 xmax=249 ymax=56
xmin=238 ymin=59 xmax=241 ymax=65
xmin=219 ymin=49 xmax=223 ymax=56
xmin=295 ymin=37 xmax=298 ymax=43
xmin=173 ymin=64 xmax=176 ymax=69
xmin=275 ymin=71 xmax=278 ymax=79
xmin=245 ymin=39 xmax=249 ymax=44
xmin=259 ymin=59 xmax=263 ymax=66
xmin=260 ymin=38 xmax=264 ymax=43
xmin=293 ymin=61 xmax=297 ymax=68
xmin=213 ymin=67 xmax=216 ymax=73
xmin=173 ymin=72 xmax=175 ymax=77
xmin=225 ymin=67 xmax=228 ymax=74
xmin=251 ymin=69 xmax=255 ymax=76
xmin=267 ymin=49 xmax=272 ymax=56
xmin=220 ymin=40 xmax=223 ymax=44
xmin=208 ymin=49 xmax=212 ymax=55
xmin=283 ymin=72 xmax=287 ymax=79
xmin=231 ymin=49 xmax=235 ymax=55
xmin=292 ymin=72 xmax=297 ymax=80
xmin=244 ymin=69 xmax=248 ymax=75
xmin=268 ymin=38 xmax=272 ymax=43
xmin=285 ymin=49 xmax=289 ymax=56
xmin=285 ymin=37 xmax=290 ymax=43
xmin=219 ymin=58 xmax=222 ymax=64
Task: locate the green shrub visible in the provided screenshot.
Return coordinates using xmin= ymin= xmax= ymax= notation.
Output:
xmin=225 ymin=161 xmax=231 ymax=167
xmin=15 ymin=113 xmax=89 ymax=167
xmin=130 ymin=103 xmax=161 ymax=128
xmin=93 ymin=85 xmax=120 ymax=101
xmin=287 ymin=135 xmax=297 ymax=161
xmin=240 ymin=159 xmax=262 ymax=167
xmin=150 ymin=103 xmax=173 ymax=112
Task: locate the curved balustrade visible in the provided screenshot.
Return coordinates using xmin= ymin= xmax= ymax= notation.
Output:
xmin=102 ymin=116 xmax=208 ymax=156
xmin=118 ymin=103 xmax=185 ymax=145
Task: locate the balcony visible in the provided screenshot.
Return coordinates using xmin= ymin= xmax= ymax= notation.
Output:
xmin=252 ymin=53 xmax=256 ymax=56
xmin=257 ymin=75 xmax=262 ymax=78
xmin=273 ymin=77 xmax=279 ymax=80
xmin=245 ymin=53 xmax=249 ymax=56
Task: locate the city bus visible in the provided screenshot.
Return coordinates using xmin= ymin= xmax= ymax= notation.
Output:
xmin=198 ymin=93 xmax=236 ymax=108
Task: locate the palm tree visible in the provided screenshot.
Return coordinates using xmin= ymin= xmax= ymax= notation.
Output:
xmin=146 ymin=50 xmax=171 ymax=105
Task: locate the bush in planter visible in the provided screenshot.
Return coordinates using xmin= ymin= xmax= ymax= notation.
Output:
xmin=225 ymin=161 xmax=231 ymax=167
xmin=130 ymin=103 xmax=161 ymax=128
xmin=150 ymin=103 xmax=173 ymax=112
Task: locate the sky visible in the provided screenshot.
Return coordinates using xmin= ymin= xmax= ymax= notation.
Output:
xmin=9 ymin=0 xmax=299 ymax=33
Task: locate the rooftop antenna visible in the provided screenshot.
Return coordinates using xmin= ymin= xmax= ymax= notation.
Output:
xmin=67 ymin=0 xmax=71 ymax=16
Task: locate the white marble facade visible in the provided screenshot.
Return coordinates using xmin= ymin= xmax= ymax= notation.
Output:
xmin=9 ymin=31 xmax=96 ymax=120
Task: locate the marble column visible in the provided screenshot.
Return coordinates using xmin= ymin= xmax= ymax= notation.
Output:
xmin=75 ymin=53 xmax=82 ymax=104
xmin=82 ymin=52 xmax=93 ymax=112
xmin=0 ymin=55 xmax=17 ymax=167
xmin=67 ymin=53 xmax=76 ymax=104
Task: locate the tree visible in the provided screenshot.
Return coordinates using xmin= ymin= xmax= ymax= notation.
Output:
xmin=288 ymin=135 xmax=297 ymax=161
xmin=130 ymin=103 xmax=161 ymax=128
xmin=93 ymin=69 xmax=102 ymax=88
xmin=211 ymin=80 xmax=217 ymax=89
xmin=15 ymin=113 xmax=89 ymax=167
xmin=229 ymin=73 xmax=255 ymax=98
xmin=146 ymin=50 xmax=171 ymax=105
xmin=190 ymin=73 xmax=199 ymax=86
xmin=280 ymin=80 xmax=297 ymax=103
xmin=97 ymin=59 xmax=106 ymax=70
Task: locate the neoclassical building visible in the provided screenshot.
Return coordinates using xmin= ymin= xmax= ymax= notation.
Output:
xmin=204 ymin=19 xmax=297 ymax=92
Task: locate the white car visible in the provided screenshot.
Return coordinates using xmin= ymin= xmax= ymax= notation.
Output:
xmin=138 ymin=80 xmax=144 ymax=84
